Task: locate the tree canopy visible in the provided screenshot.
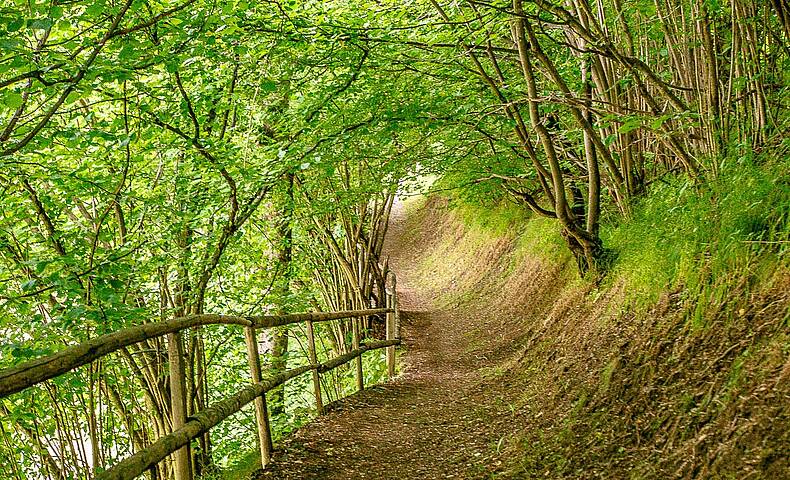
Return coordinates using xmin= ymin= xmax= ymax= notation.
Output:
xmin=0 ymin=0 xmax=787 ymax=477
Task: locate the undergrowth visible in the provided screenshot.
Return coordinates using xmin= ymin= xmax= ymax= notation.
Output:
xmin=436 ymin=154 xmax=789 ymax=319
xmin=424 ymin=152 xmax=789 ymax=478
xmin=604 ymin=157 xmax=789 ymax=314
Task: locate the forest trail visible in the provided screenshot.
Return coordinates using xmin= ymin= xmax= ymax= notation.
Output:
xmin=257 ymin=200 xmax=525 ymax=479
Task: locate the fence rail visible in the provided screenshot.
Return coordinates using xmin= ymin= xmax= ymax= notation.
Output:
xmin=0 ymin=276 xmax=402 ymax=480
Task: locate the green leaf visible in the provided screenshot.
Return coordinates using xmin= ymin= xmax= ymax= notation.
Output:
xmin=3 ymin=92 xmax=24 ymax=108
xmin=20 ymin=279 xmax=37 ymax=292
xmin=34 ymin=261 xmax=50 ymax=274
xmin=28 ymin=18 xmax=53 ymax=31
xmin=7 ymin=18 xmax=24 ymax=32
xmin=64 ymin=91 xmax=82 ymax=104
xmin=619 ymin=119 xmax=642 ymax=134
xmin=650 ymin=114 xmax=672 ymax=130
xmin=68 ymin=376 xmax=86 ymax=388
xmin=85 ymin=2 xmax=105 ymax=17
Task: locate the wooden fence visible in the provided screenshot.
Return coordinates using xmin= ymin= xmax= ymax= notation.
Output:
xmin=0 ymin=277 xmax=402 ymax=480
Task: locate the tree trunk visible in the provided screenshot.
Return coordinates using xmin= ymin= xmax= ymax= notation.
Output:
xmin=269 ymin=172 xmax=294 ymax=417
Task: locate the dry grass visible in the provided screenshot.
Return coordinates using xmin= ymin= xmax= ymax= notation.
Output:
xmin=251 ymin=194 xmax=788 ymax=479
xmin=400 ymin=195 xmax=790 ymax=479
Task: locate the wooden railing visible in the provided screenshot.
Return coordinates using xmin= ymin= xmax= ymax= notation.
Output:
xmin=0 ymin=278 xmax=401 ymax=480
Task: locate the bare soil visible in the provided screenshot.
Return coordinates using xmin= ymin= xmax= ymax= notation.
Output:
xmin=256 ymin=199 xmax=528 ymax=479
xmin=256 ymin=197 xmax=790 ymax=479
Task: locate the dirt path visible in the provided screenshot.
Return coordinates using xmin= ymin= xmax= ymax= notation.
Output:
xmin=257 ymin=200 xmax=523 ymax=479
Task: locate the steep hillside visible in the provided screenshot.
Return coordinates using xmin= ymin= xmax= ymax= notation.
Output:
xmin=392 ymin=189 xmax=789 ymax=478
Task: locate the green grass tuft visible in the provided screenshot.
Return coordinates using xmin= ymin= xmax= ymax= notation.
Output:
xmin=603 ymin=156 xmax=789 ymax=313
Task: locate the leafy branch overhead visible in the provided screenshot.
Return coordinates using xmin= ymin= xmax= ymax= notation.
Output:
xmin=0 ymin=0 xmax=787 ymax=477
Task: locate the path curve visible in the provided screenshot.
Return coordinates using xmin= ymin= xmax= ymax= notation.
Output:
xmin=257 ymin=200 xmax=520 ymax=479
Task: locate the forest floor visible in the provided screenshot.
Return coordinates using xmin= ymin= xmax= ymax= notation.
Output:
xmin=252 ymin=195 xmax=790 ymax=480
xmin=256 ymin=200 xmax=529 ymax=479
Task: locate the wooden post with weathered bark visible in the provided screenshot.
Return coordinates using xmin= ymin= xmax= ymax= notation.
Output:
xmin=352 ymin=317 xmax=363 ymax=391
xmin=5 ymin=306 xmax=400 ymax=480
xmin=386 ymin=292 xmax=395 ymax=380
xmin=305 ymin=320 xmax=324 ymax=414
xmin=167 ymin=332 xmax=192 ymax=480
xmin=96 ymin=365 xmax=313 ymax=480
xmin=394 ymin=287 xmax=401 ymax=340
xmin=243 ymin=326 xmax=273 ymax=468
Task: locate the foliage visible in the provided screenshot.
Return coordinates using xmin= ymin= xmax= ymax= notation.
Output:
xmin=0 ymin=0 xmax=787 ymax=477
xmin=446 ymin=150 xmax=789 ymax=313
xmin=604 ymin=155 xmax=790 ymax=310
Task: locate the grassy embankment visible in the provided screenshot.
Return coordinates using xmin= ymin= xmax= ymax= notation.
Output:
xmin=403 ymin=156 xmax=789 ymax=478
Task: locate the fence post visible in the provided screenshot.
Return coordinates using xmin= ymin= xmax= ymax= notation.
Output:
xmin=386 ymin=293 xmax=395 ymax=380
xmin=305 ymin=320 xmax=324 ymax=414
xmin=167 ymin=331 xmax=192 ymax=480
xmin=393 ymin=276 xmax=401 ymax=340
xmin=244 ymin=326 xmax=273 ymax=468
xmin=352 ymin=316 xmax=363 ymax=392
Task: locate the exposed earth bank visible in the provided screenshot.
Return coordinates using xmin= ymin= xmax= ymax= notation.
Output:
xmin=258 ymin=196 xmax=789 ymax=479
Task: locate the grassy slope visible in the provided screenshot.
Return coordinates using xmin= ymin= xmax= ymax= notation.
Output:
xmin=402 ymin=159 xmax=789 ymax=478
